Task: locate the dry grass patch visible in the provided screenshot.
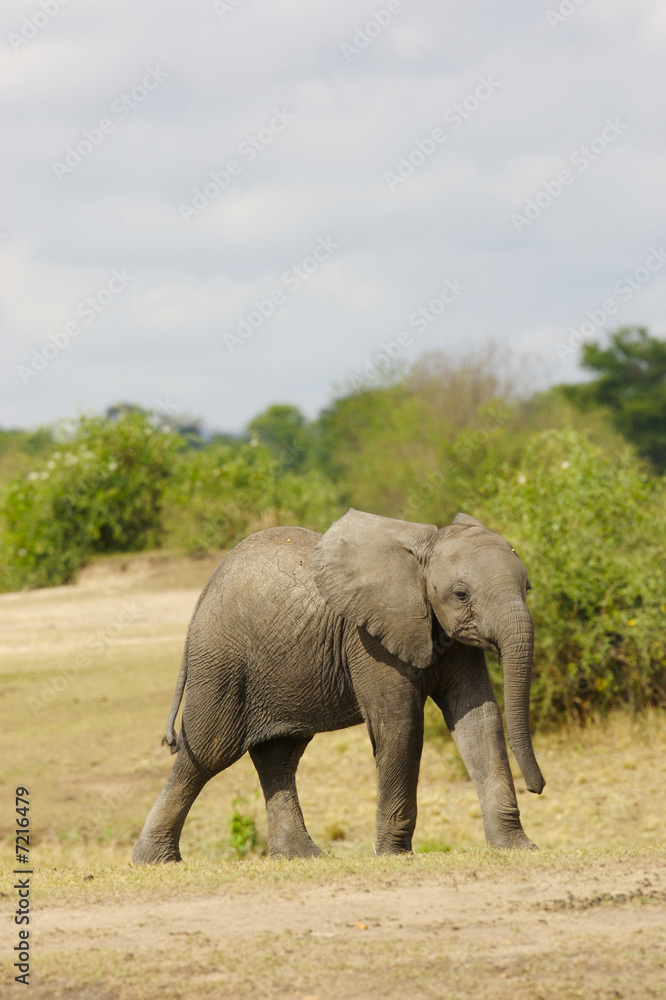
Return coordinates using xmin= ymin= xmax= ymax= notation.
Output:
xmin=18 ymin=928 xmax=666 ymax=1000
xmin=2 ymin=554 xmax=666 ymax=999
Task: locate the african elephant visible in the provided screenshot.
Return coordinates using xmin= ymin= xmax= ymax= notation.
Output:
xmin=132 ymin=509 xmax=544 ymax=864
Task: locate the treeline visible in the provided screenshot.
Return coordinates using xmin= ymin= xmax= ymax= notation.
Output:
xmin=2 ymin=326 xmax=665 ymax=726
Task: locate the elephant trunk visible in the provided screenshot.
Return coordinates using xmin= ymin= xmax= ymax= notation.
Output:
xmin=495 ymin=602 xmax=545 ymax=795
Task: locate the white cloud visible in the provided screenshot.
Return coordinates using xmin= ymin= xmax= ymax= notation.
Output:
xmin=1 ymin=0 xmax=665 ymax=431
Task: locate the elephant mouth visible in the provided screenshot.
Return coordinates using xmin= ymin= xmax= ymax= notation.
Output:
xmin=451 ymin=626 xmax=500 ymax=656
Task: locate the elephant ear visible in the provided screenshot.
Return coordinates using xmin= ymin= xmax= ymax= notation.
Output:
xmin=313 ymin=508 xmax=438 ymax=669
xmin=453 ymin=512 xmax=491 ymax=530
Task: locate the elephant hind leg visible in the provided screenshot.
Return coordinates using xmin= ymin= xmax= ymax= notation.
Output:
xmin=250 ymin=736 xmax=321 ymax=859
xmin=132 ymin=733 xmax=243 ymax=865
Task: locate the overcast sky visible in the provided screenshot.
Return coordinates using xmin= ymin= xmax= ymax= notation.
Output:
xmin=1 ymin=0 xmax=665 ymax=433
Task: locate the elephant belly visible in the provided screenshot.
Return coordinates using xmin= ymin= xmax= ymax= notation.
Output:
xmin=186 ymin=566 xmax=363 ymax=752
xmin=240 ymin=610 xmax=363 ymax=741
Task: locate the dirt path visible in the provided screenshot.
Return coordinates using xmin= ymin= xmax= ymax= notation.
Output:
xmin=39 ymin=857 xmax=664 ymax=953
xmin=29 ymin=854 xmax=666 ymax=998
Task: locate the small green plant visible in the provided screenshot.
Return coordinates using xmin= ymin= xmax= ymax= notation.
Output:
xmin=228 ymin=797 xmax=261 ymax=857
xmin=324 ymin=822 xmax=346 ymax=842
xmin=416 ymin=839 xmax=452 ymax=854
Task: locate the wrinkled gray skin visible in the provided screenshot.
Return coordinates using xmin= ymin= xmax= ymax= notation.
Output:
xmin=132 ymin=509 xmax=545 ymax=864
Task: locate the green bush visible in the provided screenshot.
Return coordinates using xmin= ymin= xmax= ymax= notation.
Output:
xmin=476 ymin=429 xmax=666 ymax=725
xmin=0 ymin=412 xmax=177 ymax=591
xmin=0 ymin=426 xmax=54 ymax=486
xmin=162 ymin=442 xmax=342 ymax=556
xmin=0 ymin=412 xmax=342 ymax=593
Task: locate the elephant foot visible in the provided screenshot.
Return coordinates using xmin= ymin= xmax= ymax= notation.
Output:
xmin=374 ymin=839 xmax=413 ymax=855
xmin=268 ymin=833 xmax=322 ymax=859
xmin=487 ymin=830 xmax=538 ymax=850
xmin=374 ymin=824 xmax=414 ymax=855
xmin=132 ymin=834 xmax=182 ymax=865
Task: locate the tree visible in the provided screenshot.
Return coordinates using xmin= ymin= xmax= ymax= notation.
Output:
xmin=107 ymin=402 xmax=204 ymax=448
xmin=247 ymin=404 xmax=312 ymax=473
xmin=564 ymin=327 xmax=666 ymax=471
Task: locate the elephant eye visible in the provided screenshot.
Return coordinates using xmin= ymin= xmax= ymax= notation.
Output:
xmin=453 ymin=588 xmax=469 ymax=602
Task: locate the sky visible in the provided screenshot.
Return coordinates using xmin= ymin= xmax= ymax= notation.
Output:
xmin=1 ymin=0 xmax=665 ymax=434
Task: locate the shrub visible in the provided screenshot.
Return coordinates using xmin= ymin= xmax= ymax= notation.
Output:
xmin=162 ymin=442 xmax=342 ymax=556
xmin=0 ymin=412 xmax=177 ymax=591
xmin=476 ymin=429 xmax=666 ymax=726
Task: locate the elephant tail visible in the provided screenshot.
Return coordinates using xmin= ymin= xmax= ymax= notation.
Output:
xmin=163 ymin=637 xmax=189 ymax=754
xmin=162 ymin=580 xmax=212 ymax=754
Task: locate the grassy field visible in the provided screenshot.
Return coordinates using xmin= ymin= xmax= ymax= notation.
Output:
xmin=2 ymin=551 xmax=666 ymax=998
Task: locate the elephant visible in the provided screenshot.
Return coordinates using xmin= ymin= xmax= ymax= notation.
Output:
xmin=132 ymin=509 xmax=545 ymax=864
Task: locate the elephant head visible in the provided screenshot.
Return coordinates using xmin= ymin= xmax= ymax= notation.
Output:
xmin=313 ymin=508 xmax=544 ymax=795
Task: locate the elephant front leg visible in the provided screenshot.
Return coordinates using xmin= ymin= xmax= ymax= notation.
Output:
xmin=434 ymin=649 xmax=537 ymax=850
xmin=351 ymin=644 xmax=425 ymax=854
xmin=368 ymin=721 xmax=423 ymax=854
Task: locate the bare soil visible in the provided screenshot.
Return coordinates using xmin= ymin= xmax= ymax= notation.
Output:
xmin=17 ymin=852 xmax=666 ymax=998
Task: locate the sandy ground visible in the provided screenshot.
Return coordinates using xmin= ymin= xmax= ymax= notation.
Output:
xmin=36 ymin=856 xmax=665 ymax=955
xmin=22 ymin=853 xmax=666 ymax=998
